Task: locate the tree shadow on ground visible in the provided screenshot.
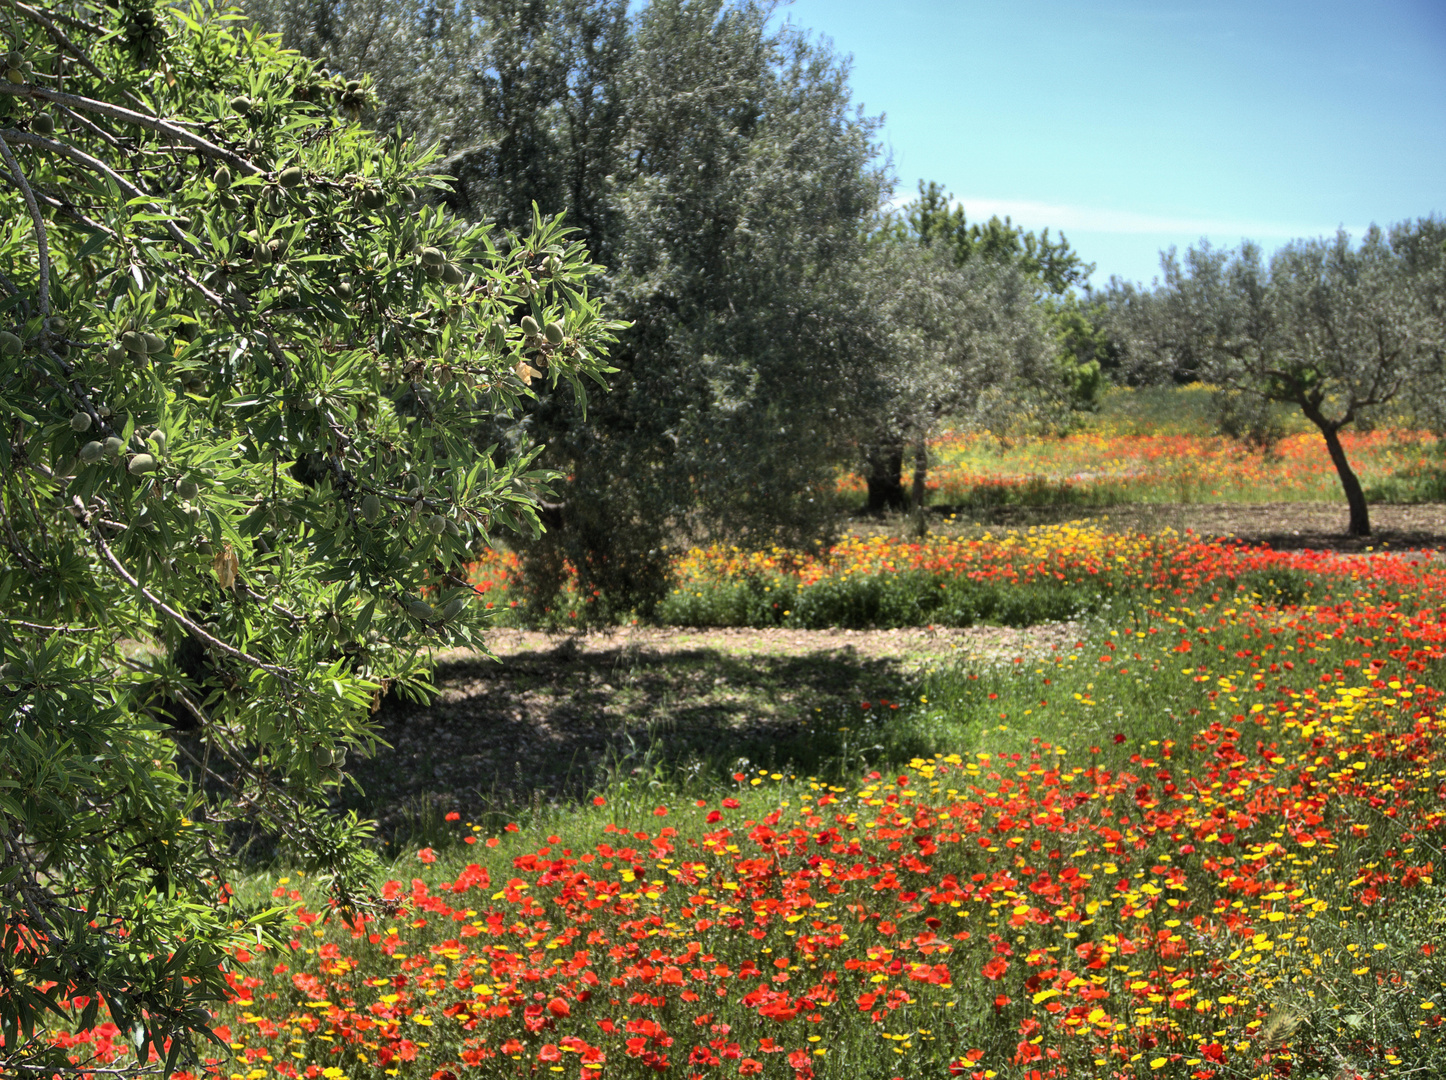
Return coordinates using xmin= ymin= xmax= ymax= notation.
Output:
xmin=337 ymin=638 xmax=931 ymax=844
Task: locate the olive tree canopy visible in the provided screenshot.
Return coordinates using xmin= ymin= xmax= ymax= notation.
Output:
xmin=1104 ymin=221 xmax=1445 ymax=536
xmin=244 ymin=0 xmax=889 ymax=615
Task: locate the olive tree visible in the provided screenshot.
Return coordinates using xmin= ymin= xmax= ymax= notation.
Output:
xmin=0 ymin=2 xmax=616 ymax=1073
xmin=1115 ymin=226 xmax=1442 ymax=536
xmin=859 ymin=241 xmax=1062 ymax=516
xmin=243 ymin=0 xmax=888 ymax=617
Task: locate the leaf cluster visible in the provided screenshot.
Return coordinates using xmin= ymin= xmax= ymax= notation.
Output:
xmin=0 ymin=1 xmax=619 ymax=1070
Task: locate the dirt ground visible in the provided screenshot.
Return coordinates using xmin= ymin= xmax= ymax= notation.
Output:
xmin=343 ymin=621 xmax=1080 ymax=837
xmin=341 ymin=501 xmax=1445 ymax=839
xmin=916 ymin=501 xmax=1446 ymax=552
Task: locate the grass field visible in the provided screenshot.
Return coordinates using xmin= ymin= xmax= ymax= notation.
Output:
xmin=39 ymin=531 xmax=1446 ymax=1080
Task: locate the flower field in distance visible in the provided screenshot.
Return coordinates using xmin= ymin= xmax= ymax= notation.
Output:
xmin=834 ymin=428 xmax=1442 ymax=509
xmin=831 ymin=384 xmax=1443 ymax=509
xmin=37 ymin=537 xmax=1446 ymax=1080
xmin=473 ymin=523 xmax=1441 ymax=629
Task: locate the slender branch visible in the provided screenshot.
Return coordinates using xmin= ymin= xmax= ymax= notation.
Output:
xmin=89 ymin=525 xmax=298 ymax=687
xmin=0 ymin=0 xmax=110 ymax=86
xmin=0 ymin=0 xmax=106 ymax=41
xmin=51 ymin=99 xmax=127 ymax=152
xmin=0 ymin=84 xmax=263 ymax=175
xmin=2 ymin=618 xmax=98 ymax=633
xmin=0 ymin=129 xmax=50 ymax=316
xmin=0 ymin=164 xmax=112 ymax=234
xmin=2 ymin=128 xmax=233 ymax=312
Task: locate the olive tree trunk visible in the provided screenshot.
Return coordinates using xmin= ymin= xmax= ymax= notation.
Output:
xmin=864 ymin=441 xmax=906 ymax=514
xmin=1302 ymin=403 xmax=1371 ymax=537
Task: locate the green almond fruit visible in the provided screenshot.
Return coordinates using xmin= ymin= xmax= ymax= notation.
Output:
xmin=544 ymin=320 xmax=565 ymax=345
xmin=424 ymin=261 xmax=444 ymax=279
xmin=442 ymin=263 xmax=465 ymax=286
xmin=142 ymin=332 xmax=166 ymax=354
xmin=103 ymin=436 xmax=123 ymax=458
xmin=106 ymin=343 xmax=126 ymax=364
xmin=405 ymin=598 xmax=435 ymax=622
xmin=278 ymin=166 xmax=304 ymax=188
xmin=426 ymin=514 xmax=447 ymax=534
xmin=149 ymin=430 xmax=167 ymax=455
xmin=360 ymin=493 xmax=382 ymax=523
xmin=127 ymin=453 xmax=157 ymax=475
xmin=79 ymin=440 xmax=106 ymax=463
xmin=177 ymin=478 xmax=200 ymax=500
xmin=361 ymin=186 xmax=384 ymax=209
xmin=213 ymin=164 xmax=232 ymax=189
xmin=70 ymin=410 xmax=91 ymax=432
xmin=346 ymin=79 xmax=362 ymax=92
xmin=419 ymin=246 xmax=446 ymax=267
xmin=4 ymin=51 xmax=21 ymax=69
xmin=336 ymin=280 xmax=353 ymax=299
xmin=122 ymin=331 xmax=147 ymax=354
xmin=442 ymin=597 xmax=466 ymax=621
xmin=0 ymin=330 xmax=21 ymax=356
xmin=520 ymin=315 xmax=540 ymax=337
xmin=229 ymin=95 xmax=252 ymax=115
xmin=32 ymin=112 xmax=53 ymax=136
xmin=5 ymin=68 xmax=24 ymax=86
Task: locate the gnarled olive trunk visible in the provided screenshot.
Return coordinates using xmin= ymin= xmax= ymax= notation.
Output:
xmin=864 ymin=441 xmax=906 ymax=514
xmin=910 ymin=435 xmax=928 ymax=511
xmin=1301 ymin=403 xmax=1370 ymax=537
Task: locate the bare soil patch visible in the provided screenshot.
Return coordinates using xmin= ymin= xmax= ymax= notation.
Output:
xmin=342 ymin=623 xmax=1078 ymax=839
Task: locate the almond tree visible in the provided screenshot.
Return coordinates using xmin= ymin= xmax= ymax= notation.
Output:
xmin=0 ymin=2 xmax=617 ymax=1073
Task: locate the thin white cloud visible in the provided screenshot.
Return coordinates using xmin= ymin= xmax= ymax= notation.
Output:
xmin=901 ymin=194 xmax=1364 ymax=240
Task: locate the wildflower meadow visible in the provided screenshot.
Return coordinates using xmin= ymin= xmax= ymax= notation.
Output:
xmin=34 ymin=528 xmax=1446 ymax=1080
xmin=832 ymin=386 xmax=1445 ymax=510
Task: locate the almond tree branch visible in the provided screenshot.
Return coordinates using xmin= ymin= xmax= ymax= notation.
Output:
xmin=0 ymin=0 xmax=112 ymax=85
xmin=88 ymin=522 xmax=298 ymax=688
xmin=3 ymin=128 xmax=233 ymax=311
xmin=0 ymin=84 xmax=263 ymax=175
xmin=0 ymin=129 xmax=49 ymax=316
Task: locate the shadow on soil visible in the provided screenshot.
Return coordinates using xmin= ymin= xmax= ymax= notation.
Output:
xmin=337 ymin=638 xmax=932 ymax=847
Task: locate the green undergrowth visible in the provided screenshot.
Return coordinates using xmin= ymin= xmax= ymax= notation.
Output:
xmin=654 ymin=570 xmax=1098 ymax=630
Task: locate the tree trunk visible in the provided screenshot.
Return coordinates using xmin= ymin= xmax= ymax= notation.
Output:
xmin=909 ymin=435 xmax=929 ymax=536
xmin=1308 ymin=416 xmax=1371 ymax=537
xmin=864 ymin=441 xmax=906 ymax=514
xmin=910 ymin=435 xmax=928 ymax=511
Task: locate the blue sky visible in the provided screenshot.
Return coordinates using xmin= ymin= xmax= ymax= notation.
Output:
xmin=775 ymin=0 xmax=1446 ymax=288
